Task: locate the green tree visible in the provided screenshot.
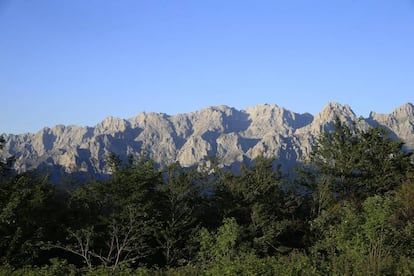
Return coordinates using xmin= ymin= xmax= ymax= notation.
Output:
xmin=0 ymin=136 xmax=14 ymax=176
xmin=198 ymin=217 xmax=241 ymax=266
xmin=300 ymin=118 xmax=414 ymax=274
xmin=54 ymin=154 xmax=163 ymax=269
xmin=391 ymin=174 xmax=414 ymax=262
xmin=310 ymin=195 xmax=398 ymax=275
xmin=0 ymin=172 xmax=63 ymax=267
xmin=306 ymin=118 xmax=412 ymax=203
xmin=156 ymin=162 xmax=201 ymax=266
xmin=214 ymin=156 xmax=305 ymax=256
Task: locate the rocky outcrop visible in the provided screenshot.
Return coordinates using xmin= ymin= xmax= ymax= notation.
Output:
xmin=368 ymin=103 xmax=414 ymax=150
xmin=1 ymin=102 xmax=413 ymax=177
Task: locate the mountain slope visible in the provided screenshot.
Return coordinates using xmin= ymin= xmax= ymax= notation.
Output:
xmin=2 ymin=102 xmax=413 ymax=177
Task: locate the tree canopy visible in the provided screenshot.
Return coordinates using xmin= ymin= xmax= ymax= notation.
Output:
xmin=305 ymin=118 xmax=412 ymax=202
xmin=1 ymin=121 xmax=414 ymax=274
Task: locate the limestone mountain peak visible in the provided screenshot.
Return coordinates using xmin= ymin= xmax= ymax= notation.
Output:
xmin=1 ymin=102 xmax=413 ymax=178
xmin=316 ymin=102 xmax=356 ymax=121
xmin=391 ymin=103 xmax=414 ymax=119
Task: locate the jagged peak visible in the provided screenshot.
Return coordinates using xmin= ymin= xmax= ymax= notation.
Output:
xmin=316 ymin=102 xmax=356 ymax=120
xmin=96 ymin=115 xmax=128 ymax=132
xmin=197 ymin=105 xmax=236 ymax=115
xmin=206 ymin=104 xmax=233 ymax=111
xmin=391 ymin=102 xmax=414 ymax=117
xmin=244 ymin=103 xmax=283 ymax=113
xmin=98 ymin=115 xmax=125 ymax=125
xmin=244 ymin=103 xmax=312 ymax=119
xmin=325 ymin=101 xmax=353 ymax=112
xmin=130 ymin=111 xmax=170 ymax=120
xmin=297 ymin=102 xmax=358 ymax=134
xmin=369 ymin=102 xmax=414 ymax=120
xmin=128 ymin=111 xmax=175 ymax=130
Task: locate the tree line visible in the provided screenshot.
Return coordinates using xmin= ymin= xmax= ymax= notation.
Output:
xmin=1 ymin=119 xmax=414 ymax=275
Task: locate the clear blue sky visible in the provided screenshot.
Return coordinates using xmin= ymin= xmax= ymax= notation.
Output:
xmin=1 ymin=0 xmax=413 ymax=134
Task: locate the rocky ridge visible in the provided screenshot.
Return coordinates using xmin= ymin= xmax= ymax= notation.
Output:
xmin=1 ymin=102 xmax=413 ymax=177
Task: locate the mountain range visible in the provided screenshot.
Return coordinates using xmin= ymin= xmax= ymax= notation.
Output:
xmin=2 ymin=102 xmax=414 ymax=178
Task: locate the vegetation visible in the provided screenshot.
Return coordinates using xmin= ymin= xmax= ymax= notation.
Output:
xmin=0 ymin=121 xmax=414 ymax=275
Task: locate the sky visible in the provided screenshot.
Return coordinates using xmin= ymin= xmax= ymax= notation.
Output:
xmin=1 ymin=0 xmax=413 ymax=134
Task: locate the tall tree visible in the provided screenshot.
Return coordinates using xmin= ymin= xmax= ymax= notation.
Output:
xmin=156 ymin=162 xmax=202 ymax=266
xmin=214 ymin=156 xmax=304 ymax=256
xmin=306 ymin=118 xmax=412 ymax=203
xmin=54 ymin=154 xmax=163 ymax=269
xmin=302 ymin=118 xmax=414 ymax=273
xmin=0 ymin=172 xmax=63 ymax=267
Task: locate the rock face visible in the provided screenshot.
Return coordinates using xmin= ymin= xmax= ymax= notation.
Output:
xmin=1 ymin=102 xmax=413 ymax=177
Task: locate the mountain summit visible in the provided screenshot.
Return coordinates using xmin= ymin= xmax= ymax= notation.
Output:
xmin=2 ymin=102 xmax=413 ymax=177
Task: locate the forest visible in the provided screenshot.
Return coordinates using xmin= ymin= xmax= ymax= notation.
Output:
xmin=1 ymin=119 xmax=414 ymax=275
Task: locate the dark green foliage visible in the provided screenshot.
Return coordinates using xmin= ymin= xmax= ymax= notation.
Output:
xmin=0 ymin=136 xmax=15 ymax=176
xmin=0 ymin=172 xmax=64 ymax=267
xmin=52 ymin=155 xmax=163 ymax=269
xmin=300 ymin=118 xmax=414 ymax=274
xmin=303 ymin=118 xmax=412 ymax=205
xmin=156 ymin=162 xmax=202 ymax=266
xmin=1 ymin=121 xmax=414 ymax=274
xmin=214 ymin=156 xmax=305 ymax=255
